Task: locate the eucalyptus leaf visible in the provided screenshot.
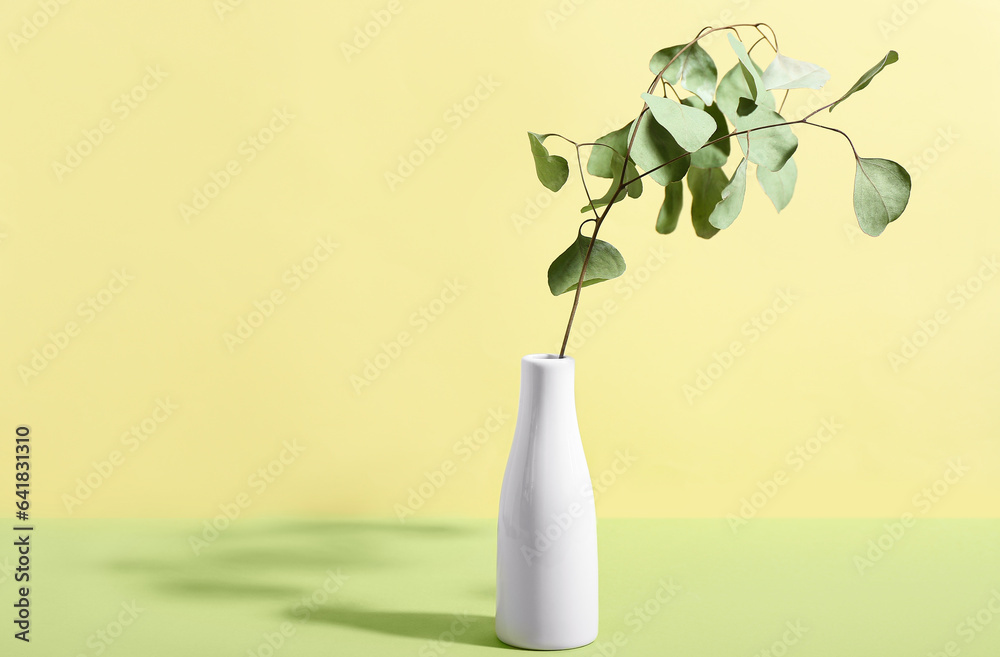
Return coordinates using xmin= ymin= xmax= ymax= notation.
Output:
xmin=829 ymin=51 xmax=899 ymax=112
xmin=687 ymin=167 xmax=728 ymax=239
xmin=547 ymin=229 xmax=627 ymax=296
xmin=581 ymin=182 xmax=627 ymax=214
xmin=682 ymin=97 xmax=730 ymax=168
xmin=756 ymin=157 xmax=797 ymax=212
xmin=656 ymin=182 xmax=683 ymax=234
xmin=727 ymin=34 xmax=765 ymax=101
xmin=587 ymin=123 xmax=631 ymax=179
xmin=761 ymin=52 xmax=830 ymax=90
xmin=853 ymin=157 xmax=910 ymax=236
xmin=581 ymin=151 xmax=642 ymax=213
xmin=624 ymin=160 xmax=643 ymax=198
xmin=528 ymin=132 xmax=569 ymax=192
xmin=641 ymin=93 xmax=717 ymax=153
xmin=709 ymin=158 xmax=748 ymax=229
xmin=649 ymin=43 xmax=718 ymax=105
xmin=716 ymin=62 xmax=775 ymax=125
xmin=735 ymin=98 xmax=797 ymax=172
xmin=627 ymin=113 xmax=690 ymax=185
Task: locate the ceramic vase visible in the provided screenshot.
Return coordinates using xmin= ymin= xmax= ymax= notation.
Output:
xmin=496 ymin=354 xmax=598 ymax=650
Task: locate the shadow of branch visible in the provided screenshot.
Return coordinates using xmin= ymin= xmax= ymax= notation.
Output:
xmin=290 ymin=607 xmax=507 ymax=649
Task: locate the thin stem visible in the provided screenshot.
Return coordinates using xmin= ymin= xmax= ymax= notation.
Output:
xmin=777 ymin=89 xmax=790 ymax=114
xmin=802 ymin=98 xmax=841 ymax=120
xmin=753 ymin=23 xmax=779 ymax=51
xmin=747 ymin=36 xmax=769 ymax=56
xmin=801 ymin=121 xmax=860 ymax=158
xmin=543 ymin=133 xmax=579 ymax=147
xmin=663 ymin=80 xmax=682 ymax=102
xmin=557 ymin=196 xmax=618 ymax=358
xmin=573 ymin=145 xmax=600 ymax=221
xmin=548 ymin=135 xmax=619 ymax=155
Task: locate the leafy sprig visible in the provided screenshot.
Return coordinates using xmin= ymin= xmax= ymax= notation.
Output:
xmin=527 ymin=24 xmax=911 ymax=357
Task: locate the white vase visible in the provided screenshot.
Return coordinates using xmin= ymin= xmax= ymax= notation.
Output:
xmin=496 ymin=354 xmax=598 ymax=650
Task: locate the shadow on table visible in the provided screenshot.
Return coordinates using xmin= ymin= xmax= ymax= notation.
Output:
xmin=108 ymin=520 xmax=478 ymax=598
xmin=105 ymin=520 xmax=504 ymax=646
xmin=292 ymin=607 xmax=505 ymax=648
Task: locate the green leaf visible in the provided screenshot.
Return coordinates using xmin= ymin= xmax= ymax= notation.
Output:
xmin=687 ymin=167 xmax=728 ymax=239
xmin=682 ymin=97 xmax=730 ymax=169
xmin=580 ymin=151 xmax=642 ymax=213
xmin=735 ymin=98 xmax=797 ymax=172
xmin=757 ymin=157 xmax=797 ymax=212
xmin=627 ymin=113 xmax=690 ymax=185
xmin=547 ymin=229 xmax=627 ymax=296
xmin=581 ymin=182 xmax=627 ymax=214
xmin=528 ymin=132 xmax=569 ymax=192
xmin=853 ymin=157 xmax=911 ymax=236
xmin=716 ymin=62 xmax=775 ymax=125
xmin=587 ymin=123 xmax=631 ymax=179
xmin=656 ymin=182 xmax=683 ymax=234
xmin=641 ymin=93 xmax=717 ymax=153
xmin=829 ymin=51 xmax=899 ymax=112
xmin=727 ymin=34 xmax=765 ymax=101
xmin=708 ymin=158 xmax=748 ymax=230
xmin=649 ymin=43 xmax=718 ymax=105
xmin=761 ymin=52 xmax=830 ymax=90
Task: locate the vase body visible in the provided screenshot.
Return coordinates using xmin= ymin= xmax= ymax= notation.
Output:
xmin=496 ymin=354 xmax=598 ymax=650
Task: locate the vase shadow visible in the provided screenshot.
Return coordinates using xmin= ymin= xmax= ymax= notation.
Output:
xmin=105 ymin=521 xmax=472 ymax=609
xmin=293 ymin=607 xmax=507 ymax=649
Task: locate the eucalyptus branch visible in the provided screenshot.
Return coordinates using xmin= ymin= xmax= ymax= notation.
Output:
xmin=557 ymin=187 xmax=620 ymax=357
xmin=527 ymin=25 xmax=909 ymax=358
xmin=625 ymin=117 xmax=859 ymax=187
xmin=630 ymin=24 xmax=770 ymax=167
xmin=564 ymin=23 xmax=773 ymax=359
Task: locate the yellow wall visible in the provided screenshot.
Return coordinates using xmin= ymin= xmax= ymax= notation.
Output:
xmin=2 ymin=0 xmax=997 ymax=519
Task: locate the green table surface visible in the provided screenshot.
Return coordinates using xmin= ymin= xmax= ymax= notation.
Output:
xmin=6 ymin=518 xmax=1000 ymax=656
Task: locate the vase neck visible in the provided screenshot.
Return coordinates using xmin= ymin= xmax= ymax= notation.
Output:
xmin=519 ymin=354 xmax=575 ymax=411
